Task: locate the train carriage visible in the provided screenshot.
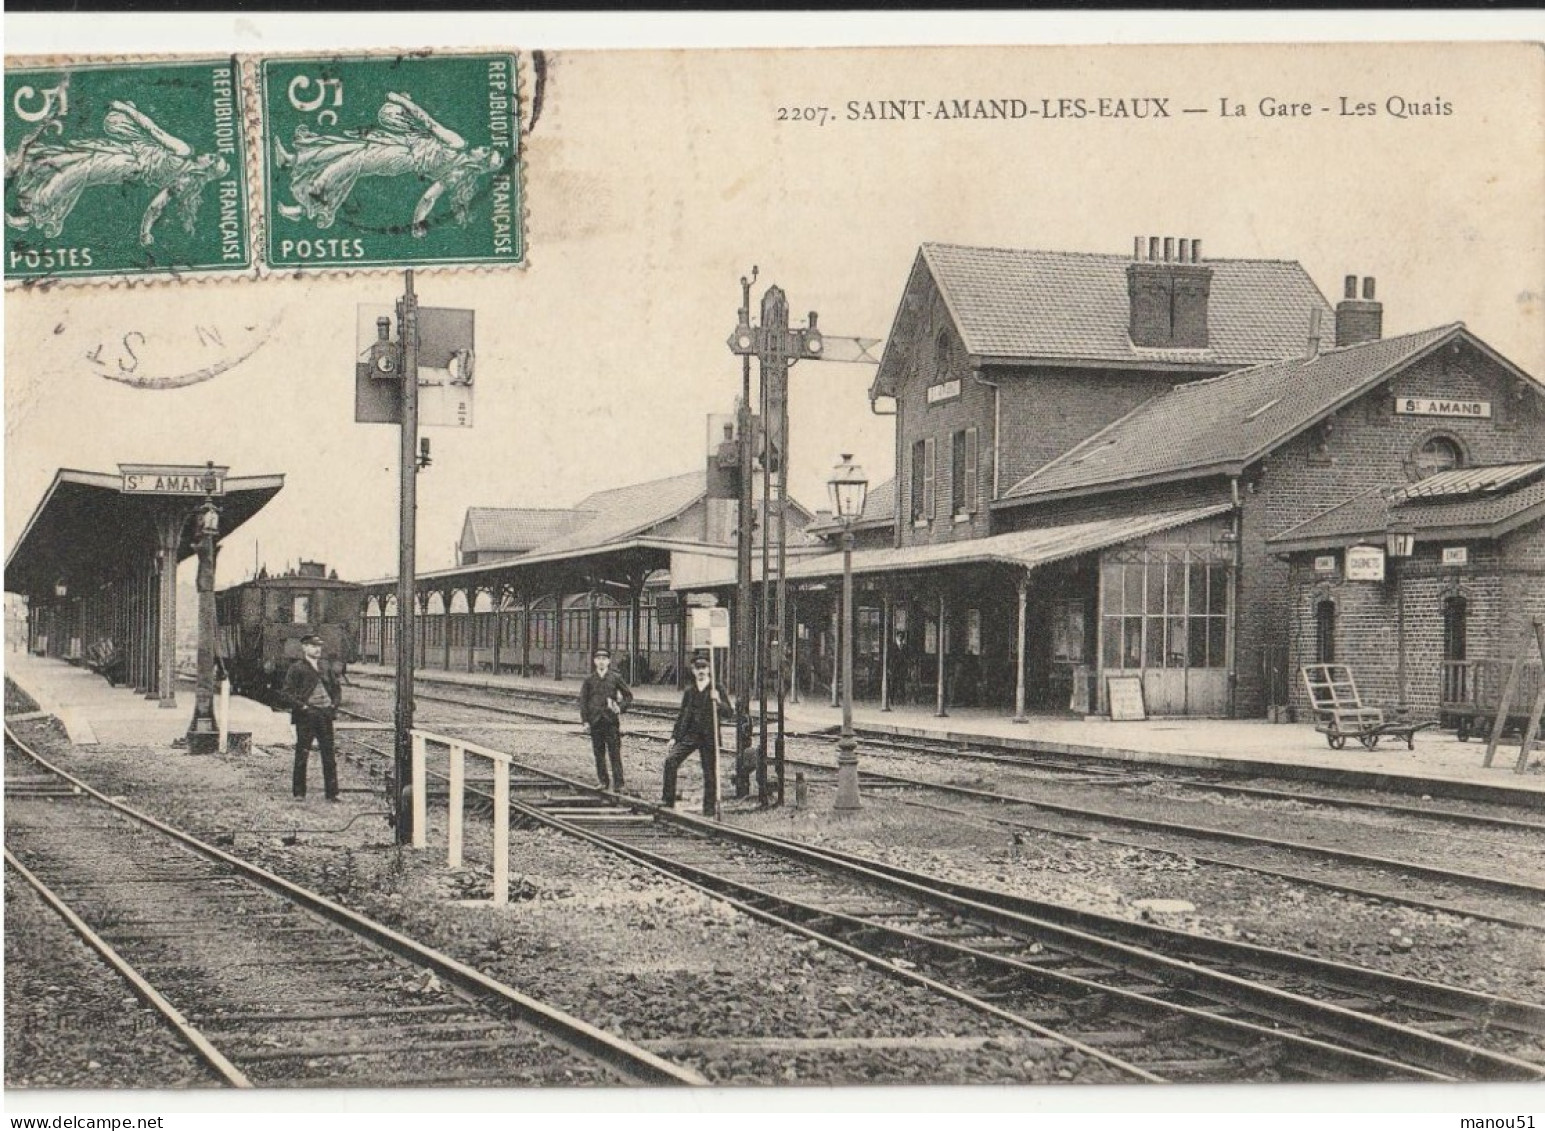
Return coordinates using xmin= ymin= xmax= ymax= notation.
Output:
xmin=217 ymin=561 xmax=362 ymax=702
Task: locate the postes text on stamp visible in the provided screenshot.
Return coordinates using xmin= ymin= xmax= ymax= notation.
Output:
xmin=260 ymin=53 xmax=523 ymax=271
xmin=5 ymin=58 xmax=250 ymax=281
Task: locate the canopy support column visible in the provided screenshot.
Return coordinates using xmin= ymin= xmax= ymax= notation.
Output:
xmin=154 ymin=510 xmax=180 ymax=708
xmin=1014 ymin=572 xmax=1030 ymax=724
xmin=935 ymin=592 xmax=948 ymax=718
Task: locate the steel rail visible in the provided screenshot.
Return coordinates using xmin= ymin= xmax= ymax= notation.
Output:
xmin=348 ymin=671 xmax=1545 ymax=824
xmin=843 ymin=738 xmax=1545 ymax=834
xmin=888 ymin=790 xmax=1545 ymax=933
xmin=4 ymin=724 xmax=706 ymax=1088
xmin=4 ymin=848 xmax=253 ymax=1088
xmin=392 ymin=739 xmax=1537 ymax=1082
xmin=346 ymin=684 xmax=1545 ymax=907
xmin=776 ymin=757 xmax=1545 ymax=902
xmin=641 ymin=802 xmax=1545 ymax=1082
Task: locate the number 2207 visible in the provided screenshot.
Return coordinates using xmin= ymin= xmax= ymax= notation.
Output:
xmin=776 ymin=105 xmax=829 ymax=126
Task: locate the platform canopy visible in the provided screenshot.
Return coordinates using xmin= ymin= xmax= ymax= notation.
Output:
xmin=5 ymin=467 xmax=284 ymax=600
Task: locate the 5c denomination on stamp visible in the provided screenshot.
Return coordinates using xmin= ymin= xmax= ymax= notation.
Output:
xmin=260 ymin=52 xmax=523 ymax=271
xmin=5 ymin=58 xmax=250 ymax=281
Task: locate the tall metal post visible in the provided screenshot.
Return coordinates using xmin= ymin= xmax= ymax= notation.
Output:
xmin=394 ymin=270 xmax=420 ymax=845
xmin=735 ymin=278 xmax=757 ymax=802
xmin=186 ymin=481 xmax=221 ymax=752
xmin=834 ymin=524 xmax=860 ymax=810
xmin=154 ymin=510 xmax=180 ymax=707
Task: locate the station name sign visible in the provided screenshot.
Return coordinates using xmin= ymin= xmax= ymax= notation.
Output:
xmin=926 ymin=379 xmax=961 ymax=404
xmin=1345 ymin=544 xmax=1386 ymax=582
xmin=119 ymin=464 xmax=227 ymax=496
xmin=1394 ymin=396 xmax=1491 ymax=420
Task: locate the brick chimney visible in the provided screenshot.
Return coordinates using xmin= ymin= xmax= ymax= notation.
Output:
xmin=1127 ymin=235 xmax=1213 ymax=349
xmin=1335 ymin=275 xmax=1383 ymax=347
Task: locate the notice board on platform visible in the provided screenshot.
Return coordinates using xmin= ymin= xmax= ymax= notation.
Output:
xmin=1106 ymin=675 xmax=1147 ymax=721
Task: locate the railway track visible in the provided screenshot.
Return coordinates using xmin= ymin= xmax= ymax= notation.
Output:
xmin=359 ymin=730 xmax=1545 ymax=1084
xmin=345 ymin=674 xmax=1545 ymax=926
xmin=782 ymin=758 xmax=1545 ymax=931
xmin=4 ymin=727 xmax=704 ymax=1090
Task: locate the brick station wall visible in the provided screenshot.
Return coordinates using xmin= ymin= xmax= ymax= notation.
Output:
xmin=1285 ymin=544 xmax=1509 ymax=717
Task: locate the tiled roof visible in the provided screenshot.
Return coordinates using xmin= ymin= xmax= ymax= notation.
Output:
xmin=462 ymin=507 xmax=586 ymax=554
xmin=531 ymin=469 xmax=709 ymax=555
xmin=922 ymin=242 xmax=1331 ymax=366
xmin=1268 ymin=469 xmax=1545 ymax=550
xmin=1392 ymin=461 xmax=1545 ymax=502
xmin=786 ymin=504 xmax=1231 ymax=581
xmin=1005 ymin=324 xmax=1466 ymax=501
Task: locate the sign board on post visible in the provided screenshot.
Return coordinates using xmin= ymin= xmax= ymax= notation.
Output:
xmin=355 ymin=304 xmax=476 ymax=427
xmin=1106 ymin=675 xmax=1147 ymax=721
xmin=1346 ymin=544 xmax=1386 ymax=582
xmin=690 ymin=607 xmax=731 ymax=650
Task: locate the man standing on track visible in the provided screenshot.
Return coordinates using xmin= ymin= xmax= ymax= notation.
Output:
xmin=579 ymin=648 xmax=633 ymax=791
xmin=282 ymin=633 xmax=342 ymax=802
xmin=662 ymin=654 xmax=732 ymax=814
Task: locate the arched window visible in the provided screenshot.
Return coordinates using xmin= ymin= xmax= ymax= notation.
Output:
xmin=934 ymin=330 xmax=951 ymax=380
xmin=1442 ymin=595 xmax=1467 ymax=663
xmin=1414 ymin=435 xmax=1464 ymax=478
xmin=1314 ymin=599 xmax=1336 ymax=664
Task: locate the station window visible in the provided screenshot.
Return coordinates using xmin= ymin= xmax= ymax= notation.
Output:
xmin=1315 ymin=599 xmax=1336 ymax=664
xmin=292 ymin=595 xmax=311 ymax=624
xmin=951 ymin=428 xmax=978 ymax=517
xmin=911 ymin=438 xmax=936 ymax=522
xmin=1414 ymin=435 xmax=1463 ymax=478
xmin=1100 ymin=554 xmax=1230 ymax=670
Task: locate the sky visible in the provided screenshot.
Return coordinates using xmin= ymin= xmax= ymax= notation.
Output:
xmin=5 ymin=16 xmax=1543 ymax=600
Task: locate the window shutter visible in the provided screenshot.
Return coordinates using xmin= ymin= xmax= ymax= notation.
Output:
xmin=964 ymin=427 xmax=979 ymax=514
xmin=923 ymin=437 xmax=936 ymax=519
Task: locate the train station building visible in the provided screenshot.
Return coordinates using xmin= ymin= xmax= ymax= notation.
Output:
xmin=5 ymin=464 xmax=284 ymax=708
xmin=751 ymin=241 xmax=1545 ymax=721
xmin=355 ymin=467 xmax=823 ymax=687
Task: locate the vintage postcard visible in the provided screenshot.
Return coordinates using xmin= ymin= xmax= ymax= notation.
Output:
xmin=4 ymin=14 xmax=1543 ymax=1128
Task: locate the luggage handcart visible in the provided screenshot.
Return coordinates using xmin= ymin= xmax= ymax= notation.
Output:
xmin=1300 ymin=664 xmax=1436 ymax=751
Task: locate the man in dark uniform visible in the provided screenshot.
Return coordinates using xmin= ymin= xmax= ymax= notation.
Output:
xmin=662 ymin=655 xmax=732 ymax=814
xmin=578 ymin=648 xmax=633 ymax=790
xmin=282 ymin=633 xmax=342 ymax=801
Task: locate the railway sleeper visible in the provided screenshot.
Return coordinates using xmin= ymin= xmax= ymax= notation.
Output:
xmin=235 ymin=1036 xmax=549 ymax=1062
xmin=208 ymin=1004 xmax=474 ymax=1024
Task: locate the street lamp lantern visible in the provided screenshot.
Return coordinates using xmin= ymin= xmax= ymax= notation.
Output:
xmin=1385 ymin=518 xmax=1417 ymax=559
xmin=828 ymin=454 xmax=869 ymax=521
xmin=829 ymin=453 xmax=868 ymax=812
xmin=197 ymin=497 xmax=220 ymax=538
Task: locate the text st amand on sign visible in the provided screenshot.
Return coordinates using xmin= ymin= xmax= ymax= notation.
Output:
xmin=1394 ymin=397 xmax=1492 ymax=419
xmin=119 ymin=464 xmax=227 ymax=496
xmin=1345 ymin=544 xmax=1386 ymax=582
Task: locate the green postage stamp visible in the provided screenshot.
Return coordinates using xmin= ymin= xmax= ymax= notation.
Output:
xmin=260 ymin=53 xmax=522 ymax=270
xmin=5 ymin=58 xmax=250 ymax=280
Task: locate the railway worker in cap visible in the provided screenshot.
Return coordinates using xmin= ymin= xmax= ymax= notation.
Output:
xmin=281 ymin=633 xmax=342 ymax=802
xmin=662 ymin=655 xmax=732 ymax=814
xmin=579 ymin=648 xmax=634 ymax=791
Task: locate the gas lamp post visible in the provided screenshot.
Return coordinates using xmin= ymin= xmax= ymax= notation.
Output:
xmin=829 ymin=454 xmax=868 ymax=811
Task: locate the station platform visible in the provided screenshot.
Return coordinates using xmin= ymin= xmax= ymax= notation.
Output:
xmin=4 ymin=650 xmax=293 ymax=749
xmin=348 ymin=662 xmax=1545 ymax=807
xmin=7 ymin=653 xmax=1541 ymax=807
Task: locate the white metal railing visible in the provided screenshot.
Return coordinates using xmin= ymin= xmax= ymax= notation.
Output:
xmin=410 ymin=730 xmax=511 ymax=905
